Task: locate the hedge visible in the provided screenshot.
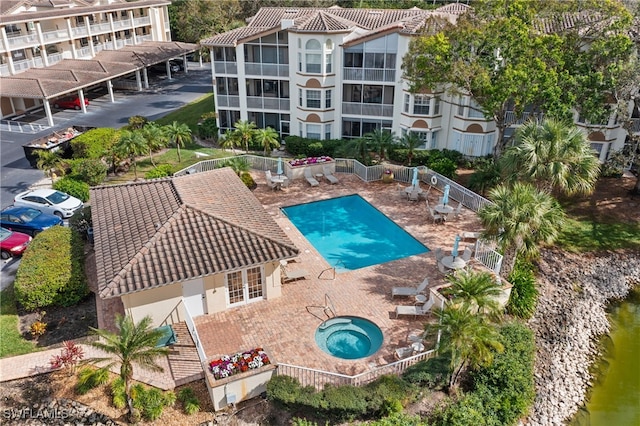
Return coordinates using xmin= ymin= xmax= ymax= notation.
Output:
xmin=14 ymin=226 xmax=89 ymax=311
xmin=53 ymin=177 xmax=90 ymax=202
xmin=69 ymin=158 xmax=108 ymax=186
xmin=284 ymin=136 xmax=342 ymax=158
xmin=71 ymin=128 xmax=119 ymax=159
xmin=144 ymin=164 xmax=173 ymax=179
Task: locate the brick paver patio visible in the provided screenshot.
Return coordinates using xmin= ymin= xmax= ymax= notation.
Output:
xmin=194 ymin=171 xmax=484 ymax=377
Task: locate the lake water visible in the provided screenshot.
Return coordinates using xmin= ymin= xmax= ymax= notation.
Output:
xmin=570 ymin=286 xmax=640 ymax=425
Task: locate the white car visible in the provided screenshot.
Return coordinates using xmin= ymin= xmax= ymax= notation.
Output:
xmin=13 ymin=189 xmax=83 ymax=219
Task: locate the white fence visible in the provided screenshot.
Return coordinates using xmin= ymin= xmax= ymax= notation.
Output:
xmin=183 ymin=300 xmax=208 ymax=365
xmin=277 ymin=350 xmax=435 ymax=390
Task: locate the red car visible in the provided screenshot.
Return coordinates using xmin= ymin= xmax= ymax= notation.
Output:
xmin=53 ymin=96 xmax=89 ymax=110
xmin=0 ymin=227 xmax=32 ymax=259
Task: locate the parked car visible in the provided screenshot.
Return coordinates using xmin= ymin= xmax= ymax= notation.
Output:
xmin=53 ymin=96 xmax=89 ymax=110
xmin=0 ymin=227 xmax=32 ymax=259
xmin=170 ymin=59 xmax=185 ymax=71
xmin=0 ymin=207 xmax=63 ymax=236
xmin=14 ymin=189 xmax=83 ymax=219
xmin=149 ymin=62 xmax=180 ymax=74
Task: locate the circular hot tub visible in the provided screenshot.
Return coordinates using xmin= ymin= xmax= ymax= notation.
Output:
xmin=315 ymin=316 xmax=383 ymax=360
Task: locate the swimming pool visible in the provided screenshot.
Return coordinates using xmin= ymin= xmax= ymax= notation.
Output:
xmin=281 ymin=194 xmax=428 ymax=272
xmin=315 ymin=316 xmax=383 ymax=359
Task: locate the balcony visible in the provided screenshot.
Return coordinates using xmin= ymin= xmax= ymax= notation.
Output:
xmin=244 ymin=63 xmax=288 ymax=77
xmin=6 ymin=33 xmax=39 ymax=50
xmin=342 ymin=102 xmax=393 ymax=117
xmin=503 ymin=111 xmax=544 ymax=125
xmin=138 ymin=35 xmax=153 ymax=42
xmin=247 ymin=97 xmax=290 ymax=110
xmin=112 ymin=19 xmax=131 ymax=30
xmin=343 ymin=68 xmax=396 ymax=82
xmin=42 ymin=29 xmax=69 ymax=43
xmin=48 ymin=52 xmax=63 ymax=65
xmin=214 ymin=62 xmax=238 ymax=75
xmin=133 ymin=16 xmax=151 ymax=26
xmin=216 ymin=95 xmax=240 ymax=108
xmin=77 ymin=46 xmax=92 ymax=58
xmin=90 ymin=22 xmax=112 ymax=34
xmin=0 ymin=63 xmax=9 ymax=76
xmin=71 ymin=26 xmax=89 ymax=37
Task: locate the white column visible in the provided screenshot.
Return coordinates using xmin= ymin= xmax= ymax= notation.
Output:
xmin=129 ymin=10 xmax=137 ymax=44
xmin=142 ymin=68 xmax=149 ymax=88
xmin=236 ymin=45 xmax=247 ymax=121
xmin=43 ymin=100 xmax=54 ymax=126
xmin=0 ymin=28 xmax=15 ymax=75
xmin=85 ymin=16 xmax=95 ymax=57
xmin=107 ymin=80 xmax=115 ymax=102
xmin=35 ymin=22 xmax=49 ymax=67
xmin=183 ymin=54 xmax=188 ymax=74
xmin=77 ymin=90 xmax=87 ymax=113
xmin=135 ymin=69 xmax=142 ymax=91
xmin=65 ymin=18 xmax=77 ymax=59
xmin=165 ymin=61 xmax=172 ymax=80
xmin=108 ymin=12 xmax=116 ymax=49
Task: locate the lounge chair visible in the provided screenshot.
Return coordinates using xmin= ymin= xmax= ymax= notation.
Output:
xmin=280 ymin=260 xmax=310 ymax=283
xmin=322 ymin=165 xmax=339 ymax=184
xmin=392 ymin=278 xmax=429 ymax=298
xmin=394 ymin=299 xmax=435 ymax=318
xmin=394 ymin=346 xmax=414 ymax=360
xmin=304 ymin=168 xmax=319 ymax=187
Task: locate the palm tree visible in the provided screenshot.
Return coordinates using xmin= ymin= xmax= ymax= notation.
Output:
xmin=86 ymin=315 xmax=169 ymax=422
xmin=400 ymin=131 xmax=421 ymax=166
xmin=478 ymin=182 xmax=566 ymax=276
xmin=164 ymin=121 xmax=192 ymax=163
xmin=35 ymin=150 xmax=62 ymax=184
xmin=365 ymin=128 xmax=396 ymax=162
xmin=342 ymin=137 xmax=370 ymax=164
xmin=255 ymin=127 xmax=281 ymax=156
xmin=499 ymin=118 xmax=601 ymax=196
xmin=430 ymin=303 xmax=504 ymax=393
xmin=141 ymin=122 xmax=168 ymax=167
xmin=445 ymin=269 xmax=503 ymax=317
xmin=217 ymin=157 xmax=249 ymax=175
xmin=116 ymin=130 xmax=147 ymax=179
xmin=218 ymin=130 xmax=237 ymax=153
xmin=231 ymin=120 xmax=257 ymax=153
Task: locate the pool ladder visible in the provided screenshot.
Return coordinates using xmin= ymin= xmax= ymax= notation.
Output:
xmin=318 ymin=260 xmax=345 ymax=280
xmin=306 ymin=293 xmax=337 ymax=322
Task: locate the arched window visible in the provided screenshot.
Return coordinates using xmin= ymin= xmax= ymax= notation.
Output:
xmin=305 ymin=39 xmax=321 ymax=73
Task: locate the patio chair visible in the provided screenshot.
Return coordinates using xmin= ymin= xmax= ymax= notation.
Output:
xmin=304 ymin=168 xmax=320 ymax=187
xmin=394 ymin=299 xmax=435 ymax=318
xmin=392 ymin=278 xmax=429 ymax=298
xmin=453 ymin=202 xmax=464 ymax=219
xmin=461 ymin=231 xmax=481 ymax=242
xmin=437 ymin=260 xmax=450 ymax=275
xmin=280 ymin=260 xmax=310 ymax=283
xmin=322 ymin=165 xmax=339 ymax=184
xmin=428 ymin=206 xmax=444 ymax=224
xmin=461 ymin=247 xmax=473 ymax=262
xmin=394 ymin=346 xmax=415 ymax=360
xmin=433 ymin=247 xmax=444 ymax=262
xmin=265 ymin=170 xmax=278 ymax=191
xmin=408 ymin=189 xmax=420 ymax=202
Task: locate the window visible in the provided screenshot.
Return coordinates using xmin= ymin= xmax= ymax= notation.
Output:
xmin=306 ymin=90 xmax=321 ymax=108
xmin=325 ymin=53 xmax=332 ymax=73
xmin=307 ymin=124 xmax=321 ymax=139
xmin=305 ymin=39 xmax=321 ymax=73
xmin=413 ymin=95 xmax=430 ymax=115
xmin=434 ymin=96 xmax=441 ymax=115
xmin=325 ymin=123 xmax=331 ymax=140
xmin=404 ymin=94 xmax=410 ymax=113
xmin=344 ymin=52 xmax=363 ymax=68
xmin=226 ymin=267 xmax=263 ymax=306
xmin=299 ymin=89 xmax=303 ymax=107
xmin=298 ymin=53 xmax=302 ymax=72
xmin=457 ymin=95 xmax=465 ymax=116
xmin=325 ymin=90 xmax=332 ymax=108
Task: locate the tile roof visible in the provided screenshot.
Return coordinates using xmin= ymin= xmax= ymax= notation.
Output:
xmin=201 ymin=6 xmax=458 ymax=47
xmin=91 ymin=168 xmax=300 ymax=299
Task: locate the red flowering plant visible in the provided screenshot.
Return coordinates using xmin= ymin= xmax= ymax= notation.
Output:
xmin=288 ymin=156 xmax=333 ymax=167
xmin=209 ymin=347 xmax=270 ymax=380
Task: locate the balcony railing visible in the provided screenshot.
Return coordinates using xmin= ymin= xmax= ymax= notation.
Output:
xmin=216 ymin=95 xmax=240 ymax=108
xmin=133 ymin=16 xmax=151 ymax=26
xmin=48 ymin=52 xmax=63 ymax=65
xmin=342 ymin=102 xmax=393 ymax=117
xmin=42 ymin=29 xmax=69 ymax=43
xmin=112 ymin=19 xmax=130 ymax=30
xmin=138 ymin=35 xmax=153 ymax=42
xmin=503 ymin=110 xmax=544 ymax=125
xmin=244 ymin=62 xmax=288 ymax=77
xmin=247 ymin=97 xmax=290 ymax=110
xmin=77 ymin=46 xmax=92 ymax=58
xmin=90 ymin=22 xmax=111 ymax=34
xmin=6 ymin=33 xmax=39 ymax=49
xmin=213 ymin=62 xmax=238 ymax=75
xmin=343 ymin=67 xmax=396 ymax=82
xmin=71 ymin=26 xmax=89 ymax=37
xmin=0 ymin=63 xmax=9 ymax=76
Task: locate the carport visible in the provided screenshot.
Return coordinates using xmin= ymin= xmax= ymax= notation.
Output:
xmin=0 ymin=41 xmax=198 ymax=127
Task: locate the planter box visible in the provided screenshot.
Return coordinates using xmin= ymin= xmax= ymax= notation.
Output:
xmin=205 ymin=363 xmax=276 ymax=411
xmin=286 ymin=160 xmax=335 ymax=181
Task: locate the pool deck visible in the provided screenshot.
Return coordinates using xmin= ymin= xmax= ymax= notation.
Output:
xmin=194 ymin=172 xmax=485 ymax=376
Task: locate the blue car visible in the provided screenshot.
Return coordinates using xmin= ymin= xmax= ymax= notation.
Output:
xmin=1 ymin=206 xmax=63 ymax=236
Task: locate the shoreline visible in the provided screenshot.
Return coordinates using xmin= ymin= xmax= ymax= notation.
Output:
xmin=526 ymin=249 xmax=640 ymax=426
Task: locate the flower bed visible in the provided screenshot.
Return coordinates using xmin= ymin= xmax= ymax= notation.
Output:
xmin=288 ymin=156 xmax=333 ymax=167
xmin=209 ymin=348 xmax=270 ymax=380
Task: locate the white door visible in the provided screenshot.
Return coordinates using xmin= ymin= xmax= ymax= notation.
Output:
xmin=225 ymin=266 xmax=264 ymax=307
xmin=182 ymin=279 xmax=206 ymax=317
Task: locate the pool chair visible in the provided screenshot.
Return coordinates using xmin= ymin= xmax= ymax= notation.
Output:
xmin=394 ymin=346 xmax=414 ymax=360
xmin=304 ymin=168 xmax=319 ymax=187
xmin=392 ymin=278 xmax=429 ymax=298
xmin=265 ymin=170 xmax=278 ymax=191
xmin=280 ymin=260 xmax=310 ymax=283
xmin=394 ymin=299 xmax=435 ymax=319
xmin=461 ymin=247 xmax=473 ymax=262
xmin=322 ymin=165 xmax=339 ymax=184
xmin=453 ymin=202 xmax=464 ymax=219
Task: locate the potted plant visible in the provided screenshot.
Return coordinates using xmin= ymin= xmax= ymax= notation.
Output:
xmin=382 ymin=168 xmax=394 ymax=183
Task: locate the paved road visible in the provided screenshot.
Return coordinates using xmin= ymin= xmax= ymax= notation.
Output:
xmin=0 ymin=65 xmax=212 ymax=209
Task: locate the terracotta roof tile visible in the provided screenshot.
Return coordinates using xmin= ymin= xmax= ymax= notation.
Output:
xmin=294 ymin=10 xmax=356 ymax=33
xmin=91 ymin=168 xmax=299 ymax=299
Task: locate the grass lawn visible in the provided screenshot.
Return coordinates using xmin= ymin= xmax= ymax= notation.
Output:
xmin=556 ymin=217 xmax=640 ymax=253
xmin=0 ymin=287 xmax=37 ymax=358
xmin=154 ymin=93 xmax=215 ymax=132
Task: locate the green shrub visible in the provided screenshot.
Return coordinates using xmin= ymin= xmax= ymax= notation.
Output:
xmin=144 ymin=164 xmax=174 ymax=179
xmin=177 ymin=387 xmax=200 ymax=415
xmin=111 ymin=378 xmax=126 ymax=409
xmin=132 ymin=385 xmax=175 ymax=421
xmin=76 ymin=367 xmax=109 ymax=395
xmin=53 ymin=177 xmax=90 ymax=202
xmin=367 ymin=412 xmax=428 ymax=426
xmin=70 ymin=158 xmax=107 ymax=186
xmin=468 ymin=158 xmax=501 ymax=196
xmin=71 ymin=128 xmax=119 ymax=159
xmin=283 ymin=135 xmax=340 ymax=158
xmin=69 ymin=206 xmax=92 ymax=238
xmin=322 ymin=384 xmax=369 ymax=418
xmin=240 ymin=171 xmax=257 ymax=189
xmin=127 ymin=115 xmax=148 ymax=130
xmin=403 ymin=355 xmax=450 ymax=389
xmin=267 ymin=375 xmax=301 ymax=408
xmin=198 ymin=117 xmax=219 ymax=140
xmin=438 ymin=393 xmax=488 ymax=425
xmin=506 ymin=259 xmax=538 ymax=319
xmin=14 ymin=226 xmax=88 ymax=311
xmin=428 ymin=158 xmax=457 ymax=179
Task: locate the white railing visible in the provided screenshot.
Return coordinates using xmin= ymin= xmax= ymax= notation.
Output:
xmin=0 ymin=63 xmax=10 ymax=76
xmin=137 ymin=35 xmax=153 ymax=43
xmin=1 ymin=120 xmax=51 ymax=134
xmin=244 ymin=62 xmax=289 ymax=77
xmin=246 ymin=97 xmax=290 ymax=110
xmin=277 ymin=350 xmax=435 ymax=390
xmin=342 ymin=102 xmax=393 ymax=117
xmin=216 ymin=95 xmax=240 ymax=108
xmin=213 ymin=62 xmax=238 ymax=75
xmin=71 ymin=26 xmax=89 ymax=37
xmin=182 ymin=300 xmax=208 ymax=365
xmin=342 ymin=67 xmax=396 ymax=82
xmin=76 ymin=46 xmax=92 ymax=58
xmin=6 ymin=33 xmax=38 ymax=49
xmin=90 ymin=22 xmax=111 ymax=34
xmin=112 ymin=19 xmax=130 ymax=30
xmin=48 ymin=53 xmax=63 ymax=65
xmin=474 ymin=239 xmax=503 ymax=275
xmin=42 ymin=29 xmax=69 ymax=42
xmin=504 ymin=110 xmax=544 ymax=126
xmin=133 ymin=16 xmax=151 ymax=26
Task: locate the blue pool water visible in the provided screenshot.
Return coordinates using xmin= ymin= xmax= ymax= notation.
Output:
xmin=281 ymin=195 xmax=428 ymax=272
xmin=315 ymin=316 xmax=383 ymax=359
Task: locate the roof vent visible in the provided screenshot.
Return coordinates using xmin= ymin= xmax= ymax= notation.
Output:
xmin=281 ymin=19 xmax=295 ymax=29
